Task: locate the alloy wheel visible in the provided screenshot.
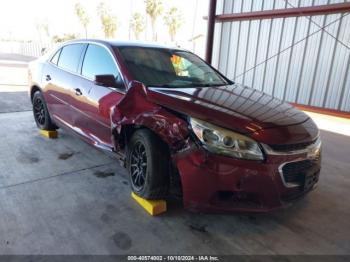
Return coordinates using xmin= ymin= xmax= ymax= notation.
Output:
xmin=33 ymin=97 xmax=46 ymax=125
xmin=130 ymin=142 xmax=148 ymax=190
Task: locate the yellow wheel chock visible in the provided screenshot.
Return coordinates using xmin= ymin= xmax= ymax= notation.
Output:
xmin=40 ymin=129 xmax=58 ymax=139
xmin=131 ymin=192 xmax=167 ymax=216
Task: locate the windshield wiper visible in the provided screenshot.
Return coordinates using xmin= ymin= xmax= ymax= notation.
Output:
xmin=191 ymin=83 xmax=226 ymax=87
xmin=150 ymin=84 xmax=176 ymax=88
xmin=150 ymin=83 xmax=226 ymax=88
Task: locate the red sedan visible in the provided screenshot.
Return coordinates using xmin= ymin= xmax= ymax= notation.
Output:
xmin=28 ymin=39 xmax=321 ymax=212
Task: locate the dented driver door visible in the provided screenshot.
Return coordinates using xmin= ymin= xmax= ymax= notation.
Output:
xmin=70 ymin=43 xmax=125 ymax=150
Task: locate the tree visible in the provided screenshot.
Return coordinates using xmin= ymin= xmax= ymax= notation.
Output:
xmin=130 ymin=12 xmax=146 ymax=40
xmin=36 ymin=19 xmax=50 ymax=42
xmin=144 ymin=0 xmax=163 ymax=41
xmin=97 ymin=2 xmax=118 ymax=38
xmin=75 ymin=2 xmax=90 ymax=38
xmin=164 ymin=7 xmax=183 ymax=42
xmin=52 ymin=33 xmax=78 ymax=43
xmin=41 ymin=21 xmax=50 ymax=39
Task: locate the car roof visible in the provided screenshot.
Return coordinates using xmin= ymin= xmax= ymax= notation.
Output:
xmin=65 ymin=39 xmax=183 ymax=50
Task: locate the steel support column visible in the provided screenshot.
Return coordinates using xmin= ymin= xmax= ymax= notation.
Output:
xmin=205 ymin=0 xmax=217 ymax=64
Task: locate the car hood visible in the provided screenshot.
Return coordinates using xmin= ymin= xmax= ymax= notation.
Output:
xmin=146 ymin=84 xmax=318 ymax=144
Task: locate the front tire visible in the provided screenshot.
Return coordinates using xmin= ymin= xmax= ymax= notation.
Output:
xmin=32 ymin=91 xmax=56 ymax=130
xmin=127 ymin=129 xmax=170 ymax=199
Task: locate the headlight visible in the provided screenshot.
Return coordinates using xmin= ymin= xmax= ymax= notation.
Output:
xmin=190 ymin=118 xmax=264 ymax=160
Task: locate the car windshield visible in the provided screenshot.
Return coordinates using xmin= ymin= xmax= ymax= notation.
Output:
xmin=117 ymin=46 xmax=229 ymax=88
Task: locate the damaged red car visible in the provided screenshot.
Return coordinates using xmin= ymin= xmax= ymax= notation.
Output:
xmin=28 ymin=40 xmax=322 ymax=212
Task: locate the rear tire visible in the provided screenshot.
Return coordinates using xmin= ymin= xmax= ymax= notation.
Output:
xmin=127 ymin=129 xmax=170 ymax=199
xmin=32 ymin=91 xmax=56 ymax=130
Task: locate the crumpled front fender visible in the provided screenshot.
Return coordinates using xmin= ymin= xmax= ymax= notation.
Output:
xmin=110 ymin=81 xmax=189 ymax=149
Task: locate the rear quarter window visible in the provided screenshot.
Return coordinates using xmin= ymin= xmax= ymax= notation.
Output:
xmin=50 ymin=49 xmax=61 ymax=65
xmin=57 ymin=44 xmax=85 ymax=73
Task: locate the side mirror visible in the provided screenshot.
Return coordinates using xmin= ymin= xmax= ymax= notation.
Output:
xmin=94 ymin=74 xmax=124 ymax=89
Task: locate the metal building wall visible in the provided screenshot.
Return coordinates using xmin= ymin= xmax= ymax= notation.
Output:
xmin=212 ymin=0 xmax=350 ymax=112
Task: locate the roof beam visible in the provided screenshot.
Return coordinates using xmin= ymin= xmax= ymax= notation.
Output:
xmin=214 ymin=2 xmax=350 ymax=22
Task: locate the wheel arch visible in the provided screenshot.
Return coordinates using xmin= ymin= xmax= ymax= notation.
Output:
xmin=113 ymin=124 xmax=172 ymax=153
xmin=112 ymin=110 xmax=189 ymax=151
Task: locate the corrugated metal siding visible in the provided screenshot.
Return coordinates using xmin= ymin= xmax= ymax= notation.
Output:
xmin=213 ymin=0 xmax=350 ymax=112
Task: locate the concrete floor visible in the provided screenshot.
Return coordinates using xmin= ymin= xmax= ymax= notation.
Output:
xmin=0 ymin=55 xmax=350 ymax=255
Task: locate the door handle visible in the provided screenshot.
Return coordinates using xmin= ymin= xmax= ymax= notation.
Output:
xmin=46 ymin=74 xmax=51 ymax=81
xmin=75 ymin=88 xmax=82 ymax=96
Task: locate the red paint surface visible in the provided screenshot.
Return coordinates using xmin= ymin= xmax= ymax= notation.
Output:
xmin=174 ymin=141 xmax=319 ymax=212
xmin=29 ymin=40 xmax=321 ymax=212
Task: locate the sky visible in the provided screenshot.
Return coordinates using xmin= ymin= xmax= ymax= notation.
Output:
xmin=0 ymin=0 xmax=209 ymax=56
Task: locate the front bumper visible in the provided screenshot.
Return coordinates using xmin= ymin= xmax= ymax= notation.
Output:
xmin=173 ymin=141 xmax=321 ymax=213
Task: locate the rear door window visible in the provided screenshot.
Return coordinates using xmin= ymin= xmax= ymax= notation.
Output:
xmin=57 ymin=44 xmax=85 ymax=73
